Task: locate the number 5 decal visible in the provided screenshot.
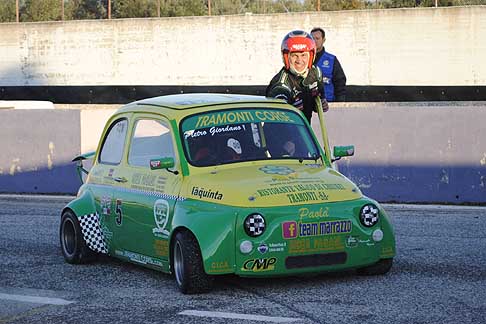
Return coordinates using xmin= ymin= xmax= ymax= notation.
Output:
xmin=115 ymin=199 xmax=123 ymax=226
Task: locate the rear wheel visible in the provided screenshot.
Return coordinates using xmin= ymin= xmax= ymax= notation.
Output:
xmin=60 ymin=210 xmax=95 ymax=264
xmin=357 ymin=258 xmax=393 ymax=276
xmin=172 ymin=231 xmax=213 ymax=294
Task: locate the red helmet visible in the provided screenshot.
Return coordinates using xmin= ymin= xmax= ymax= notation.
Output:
xmin=281 ymin=30 xmax=316 ymax=70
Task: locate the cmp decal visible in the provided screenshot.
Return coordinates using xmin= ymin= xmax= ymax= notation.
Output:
xmin=152 ymin=199 xmax=170 ymax=238
xmin=79 ymin=213 xmax=108 ymax=254
xmin=242 ymin=257 xmax=277 ymax=272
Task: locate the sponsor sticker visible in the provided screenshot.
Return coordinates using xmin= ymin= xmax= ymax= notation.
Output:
xmin=242 ymin=257 xmax=277 ymax=272
xmin=153 ymin=199 xmax=170 ymax=238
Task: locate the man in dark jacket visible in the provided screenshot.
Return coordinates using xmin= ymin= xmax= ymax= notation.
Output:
xmin=311 ymin=27 xmax=346 ymax=102
xmin=266 ymin=30 xmax=328 ymax=123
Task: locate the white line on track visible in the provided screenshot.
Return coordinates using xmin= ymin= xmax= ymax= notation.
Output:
xmin=0 ymin=293 xmax=74 ymax=305
xmin=179 ymin=310 xmax=301 ymax=323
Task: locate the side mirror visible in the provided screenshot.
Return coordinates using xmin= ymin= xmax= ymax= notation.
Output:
xmin=150 ymin=157 xmax=175 ymax=170
xmin=332 ymin=145 xmax=355 ymax=162
xmin=149 ymin=157 xmax=179 ymax=175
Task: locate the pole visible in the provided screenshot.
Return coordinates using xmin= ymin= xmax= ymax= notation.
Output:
xmin=61 ymin=0 xmax=64 ymax=20
xmin=157 ymin=0 xmax=160 ymax=17
xmin=16 ymin=0 xmax=19 ymax=22
xmin=208 ymin=0 xmax=211 ymax=16
xmin=108 ymin=0 xmax=111 ymax=19
xmin=317 ymin=0 xmax=320 ymax=11
xmin=316 ymin=98 xmax=332 ymax=167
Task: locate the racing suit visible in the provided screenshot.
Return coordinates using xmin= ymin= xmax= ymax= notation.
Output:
xmin=266 ymin=66 xmax=328 ymax=123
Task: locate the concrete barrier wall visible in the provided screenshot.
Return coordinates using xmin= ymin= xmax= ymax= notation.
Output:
xmin=1 ymin=6 xmax=485 ymax=87
xmin=1 ymin=102 xmax=485 ymax=204
xmin=312 ymin=102 xmax=486 ymax=203
xmin=0 ymin=109 xmax=81 ymax=193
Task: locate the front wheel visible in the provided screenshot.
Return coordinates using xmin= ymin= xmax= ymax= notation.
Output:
xmin=357 ymin=258 xmax=393 ymax=276
xmin=172 ymin=231 xmax=213 ymax=294
xmin=59 ymin=210 xmax=95 ymax=264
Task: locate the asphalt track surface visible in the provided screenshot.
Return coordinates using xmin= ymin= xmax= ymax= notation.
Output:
xmin=0 ymin=195 xmax=485 ymax=324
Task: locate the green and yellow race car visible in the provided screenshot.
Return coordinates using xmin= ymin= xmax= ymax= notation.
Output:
xmin=60 ymin=93 xmax=395 ymax=294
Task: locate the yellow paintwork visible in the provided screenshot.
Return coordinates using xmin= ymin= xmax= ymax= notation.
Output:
xmin=182 ymin=161 xmax=362 ymax=207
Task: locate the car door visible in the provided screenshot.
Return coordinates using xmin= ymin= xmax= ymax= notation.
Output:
xmin=112 ymin=114 xmax=182 ymax=266
xmin=87 ymin=116 xmax=130 ymax=253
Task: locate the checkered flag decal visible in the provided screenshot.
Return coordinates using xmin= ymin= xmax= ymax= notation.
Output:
xmin=79 ymin=213 xmax=108 ymax=254
xmin=361 ymin=205 xmax=379 ymax=227
xmin=245 ymin=214 xmax=265 ymax=236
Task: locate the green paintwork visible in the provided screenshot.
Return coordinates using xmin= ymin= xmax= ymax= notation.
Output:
xmin=150 ymin=157 xmax=175 ymax=170
xmin=334 ymin=145 xmax=355 ymax=158
xmin=63 ymin=93 xmax=396 ymax=279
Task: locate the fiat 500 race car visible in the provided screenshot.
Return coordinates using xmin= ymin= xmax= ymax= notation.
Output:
xmin=60 ymin=93 xmax=395 ymax=294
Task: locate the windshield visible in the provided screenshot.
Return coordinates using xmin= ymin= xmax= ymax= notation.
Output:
xmin=181 ymin=108 xmax=321 ymax=166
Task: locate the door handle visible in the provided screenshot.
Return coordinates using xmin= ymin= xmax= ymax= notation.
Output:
xmin=113 ymin=177 xmax=128 ymax=183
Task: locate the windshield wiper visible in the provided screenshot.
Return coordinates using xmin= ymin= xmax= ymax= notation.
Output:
xmin=312 ymin=153 xmax=322 ymax=163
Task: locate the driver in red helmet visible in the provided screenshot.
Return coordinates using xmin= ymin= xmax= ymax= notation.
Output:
xmin=266 ymin=30 xmax=328 ymax=123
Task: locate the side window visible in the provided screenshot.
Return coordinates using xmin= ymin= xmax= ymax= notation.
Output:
xmin=99 ymin=119 xmax=128 ymax=165
xmin=128 ymin=119 xmax=175 ymax=167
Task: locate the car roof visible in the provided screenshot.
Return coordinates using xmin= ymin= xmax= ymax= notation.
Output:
xmin=115 ymin=93 xmax=289 ymax=116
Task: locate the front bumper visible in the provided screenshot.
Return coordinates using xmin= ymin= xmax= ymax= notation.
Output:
xmin=230 ymin=198 xmax=395 ymax=277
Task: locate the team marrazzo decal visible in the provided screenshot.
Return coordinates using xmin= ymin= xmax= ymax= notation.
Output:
xmin=282 ymin=220 xmax=352 ymax=239
xmin=153 ymin=199 xmax=170 ymax=238
xmin=79 ymin=213 xmax=108 ymax=254
xmin=191 ymin=186 xmax=223 ymax=200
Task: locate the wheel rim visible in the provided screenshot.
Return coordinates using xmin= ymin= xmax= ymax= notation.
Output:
xmin=62 ymin=218 xmax=76 ymax=256
xmin=174 ymin=241 xmax=184 ymax=286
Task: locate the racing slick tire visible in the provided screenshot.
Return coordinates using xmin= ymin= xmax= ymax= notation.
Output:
xmin=60 ymin=210 xmax=96 ymax=264
xmin=357 ymin=258 xmax=393 ymax=276
xmin=172 ymin=231 xmax=213 ymax=294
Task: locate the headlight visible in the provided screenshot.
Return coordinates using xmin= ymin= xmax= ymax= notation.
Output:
xmin=244 ymin=213 xmax=266 ymax=237
xmin=359 ymin=204 xmax=379 ymax=227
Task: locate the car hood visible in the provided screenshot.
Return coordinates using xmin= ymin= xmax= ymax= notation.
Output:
xmin=182 ymin=163 xmax=362 ymax=207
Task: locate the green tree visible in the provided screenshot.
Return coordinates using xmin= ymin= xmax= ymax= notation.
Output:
xmin=163 ymin=0 xmax=207 ymax=17
xmin=22 ymin=0 xmax=61 ymax=22
xmin=65 ymin=0 xmax=107 ymax=20
xmin=0 ymin=0 xmax=16 ymax=23
xmin=112 ymin=0 xmax=158 ymax=18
